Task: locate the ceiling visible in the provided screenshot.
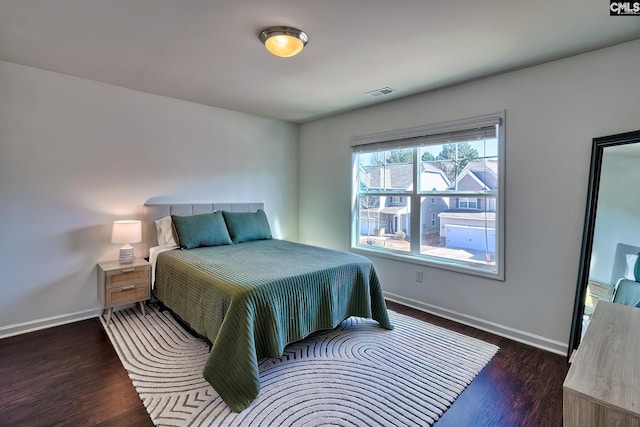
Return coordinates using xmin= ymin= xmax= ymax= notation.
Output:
xmin=1 ymin=1 xmax=639 ymax=124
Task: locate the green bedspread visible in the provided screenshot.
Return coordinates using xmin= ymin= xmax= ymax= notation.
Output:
xmin=154 ymin=239 xmax=393 ymax=412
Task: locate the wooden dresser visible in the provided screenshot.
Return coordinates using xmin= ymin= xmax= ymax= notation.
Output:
xmin=563 ymin=302 xmax=640 ymax=427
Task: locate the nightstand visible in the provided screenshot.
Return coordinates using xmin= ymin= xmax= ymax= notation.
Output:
xmin=584 ymin=280 xmax=615 ymax=316
xmin=98 ymin=258 xmax=150 ymax=326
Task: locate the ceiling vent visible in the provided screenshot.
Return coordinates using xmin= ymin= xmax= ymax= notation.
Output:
xmin=365 ymin=87 xmax=397 ymax=97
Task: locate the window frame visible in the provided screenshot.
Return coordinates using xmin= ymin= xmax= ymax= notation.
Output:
xmin=350 ymin=112 xmax=505 ymax=281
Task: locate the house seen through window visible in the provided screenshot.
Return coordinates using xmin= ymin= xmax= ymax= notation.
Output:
xmin=351 ymin=113 xmax=504 ymax=279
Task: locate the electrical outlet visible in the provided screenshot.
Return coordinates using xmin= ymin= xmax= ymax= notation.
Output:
xmin=416 ymin=271 xmax=423 ymax=282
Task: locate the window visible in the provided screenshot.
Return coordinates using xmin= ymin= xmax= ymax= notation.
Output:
xmin=351 ymin=113 xmax=504 ymax=279
xmin=459 ymin=198 xmax=478 ymax=209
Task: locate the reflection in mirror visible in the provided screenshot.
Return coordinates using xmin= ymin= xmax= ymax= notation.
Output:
xmin=583 ymin=147 xmax=640 ymax=333
xmin=569 ymin=130 xmax=640 ymax=357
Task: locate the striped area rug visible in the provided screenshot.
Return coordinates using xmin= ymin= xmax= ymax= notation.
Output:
xmin=102 ymin=305 xmax=498 ymax=427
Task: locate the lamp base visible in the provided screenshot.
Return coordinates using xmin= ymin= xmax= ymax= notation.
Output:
xmin=119 ymin=246 xmax=135 ymax=264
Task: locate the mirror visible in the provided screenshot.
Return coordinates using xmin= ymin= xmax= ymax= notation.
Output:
xmin=568 ymin=129 xmax=640 ymax=357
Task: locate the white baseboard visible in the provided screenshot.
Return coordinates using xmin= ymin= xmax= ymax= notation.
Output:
xmin=385 ymin=291 xmax=568 ymax=356
xmin=0 ymin=308 xmax=102 ymax=339
xmin=2 ymin=297 xmax=568 ymax=355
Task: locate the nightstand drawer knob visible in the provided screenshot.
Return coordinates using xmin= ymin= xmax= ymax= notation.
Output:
xmin=120 ymin=285 xmax=136 ymax=290
xmin=121 ymin=268 xmax=136 ymax=273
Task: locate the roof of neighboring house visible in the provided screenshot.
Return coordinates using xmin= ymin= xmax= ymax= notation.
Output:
xmin=361 ymin=163 xmax=413 ymax=190
xmin=421 ymin=163 xmax=443 ymax=173
xmin=420 ymin=163 xmax=450 ymax=191
xmin=361 ymin=162 xmax=450 ymax=191
xmin=447 ymin=159 xmax=498 ymax=191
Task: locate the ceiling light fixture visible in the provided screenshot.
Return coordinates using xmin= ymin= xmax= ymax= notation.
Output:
xmin=259 ymin=26 xmax=308 ymax=58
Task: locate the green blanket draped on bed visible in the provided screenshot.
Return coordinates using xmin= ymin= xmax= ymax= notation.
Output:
xmin=154 ymin=239 xmax=393 ymax=412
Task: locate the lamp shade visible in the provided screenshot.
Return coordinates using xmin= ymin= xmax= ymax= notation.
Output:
xmin=259 ymin=26 xmax=308 ymax=58
xmin=111 ymin=220 xmax=141 ymax=244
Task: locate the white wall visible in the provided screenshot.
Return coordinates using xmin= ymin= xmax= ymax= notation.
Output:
xmin=298 ymin=40 xmax=640 ymax=354
xmin=0 ymin=60 xmax=298 ymax=335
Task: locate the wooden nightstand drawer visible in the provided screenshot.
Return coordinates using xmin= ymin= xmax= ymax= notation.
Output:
xmin=98 ymin=258 xmax=151 ymax=325
xmin=106 ymin=283 xmax=150 ymax=307
xmin=106 ymin=265 xmax=149 ymax=289
xmin=588 ymin=280 xmax=615 ymax=301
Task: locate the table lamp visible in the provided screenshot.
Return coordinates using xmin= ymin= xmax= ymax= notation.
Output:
xmin=111 ymin=220 xmax=141 ymax=264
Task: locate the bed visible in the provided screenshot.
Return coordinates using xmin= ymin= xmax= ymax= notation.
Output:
xmin=142 ymin=203 xmax=393 ymax=412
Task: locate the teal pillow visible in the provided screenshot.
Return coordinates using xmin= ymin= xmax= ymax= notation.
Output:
xmin=635 ymin=252 xmax=640 ymax=282
xmin=222 ymin=209 xmax=272 ymax=243
xmin=171 ymin=211 xmax=232 ymax=249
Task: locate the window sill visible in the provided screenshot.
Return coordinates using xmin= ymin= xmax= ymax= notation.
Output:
xmin=351 ymin=245 xmax=504 ymax=281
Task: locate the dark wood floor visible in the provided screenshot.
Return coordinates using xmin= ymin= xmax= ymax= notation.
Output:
xmin=0 ymin=302 xmax=568 ymax=426
xmin=386 ymin=302 xmax=569 ymax=427
xmin=0 ymin=319 xmax=153 ymax=427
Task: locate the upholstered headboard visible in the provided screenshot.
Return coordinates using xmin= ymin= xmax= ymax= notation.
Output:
xmin=142 ymin=202 xmax=264 ymax=257
xmin=611 ymin=242 xmax=640 ymax=284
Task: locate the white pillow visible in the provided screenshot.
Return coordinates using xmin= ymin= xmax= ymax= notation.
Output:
xmin=624 ymin=254 xmax=638 ymax=281
xmin=155 ymin=216 xmax=178 ymax=247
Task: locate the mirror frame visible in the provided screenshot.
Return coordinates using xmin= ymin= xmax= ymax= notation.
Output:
xmin=568 ymin=129 xmax=640 ymax=357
